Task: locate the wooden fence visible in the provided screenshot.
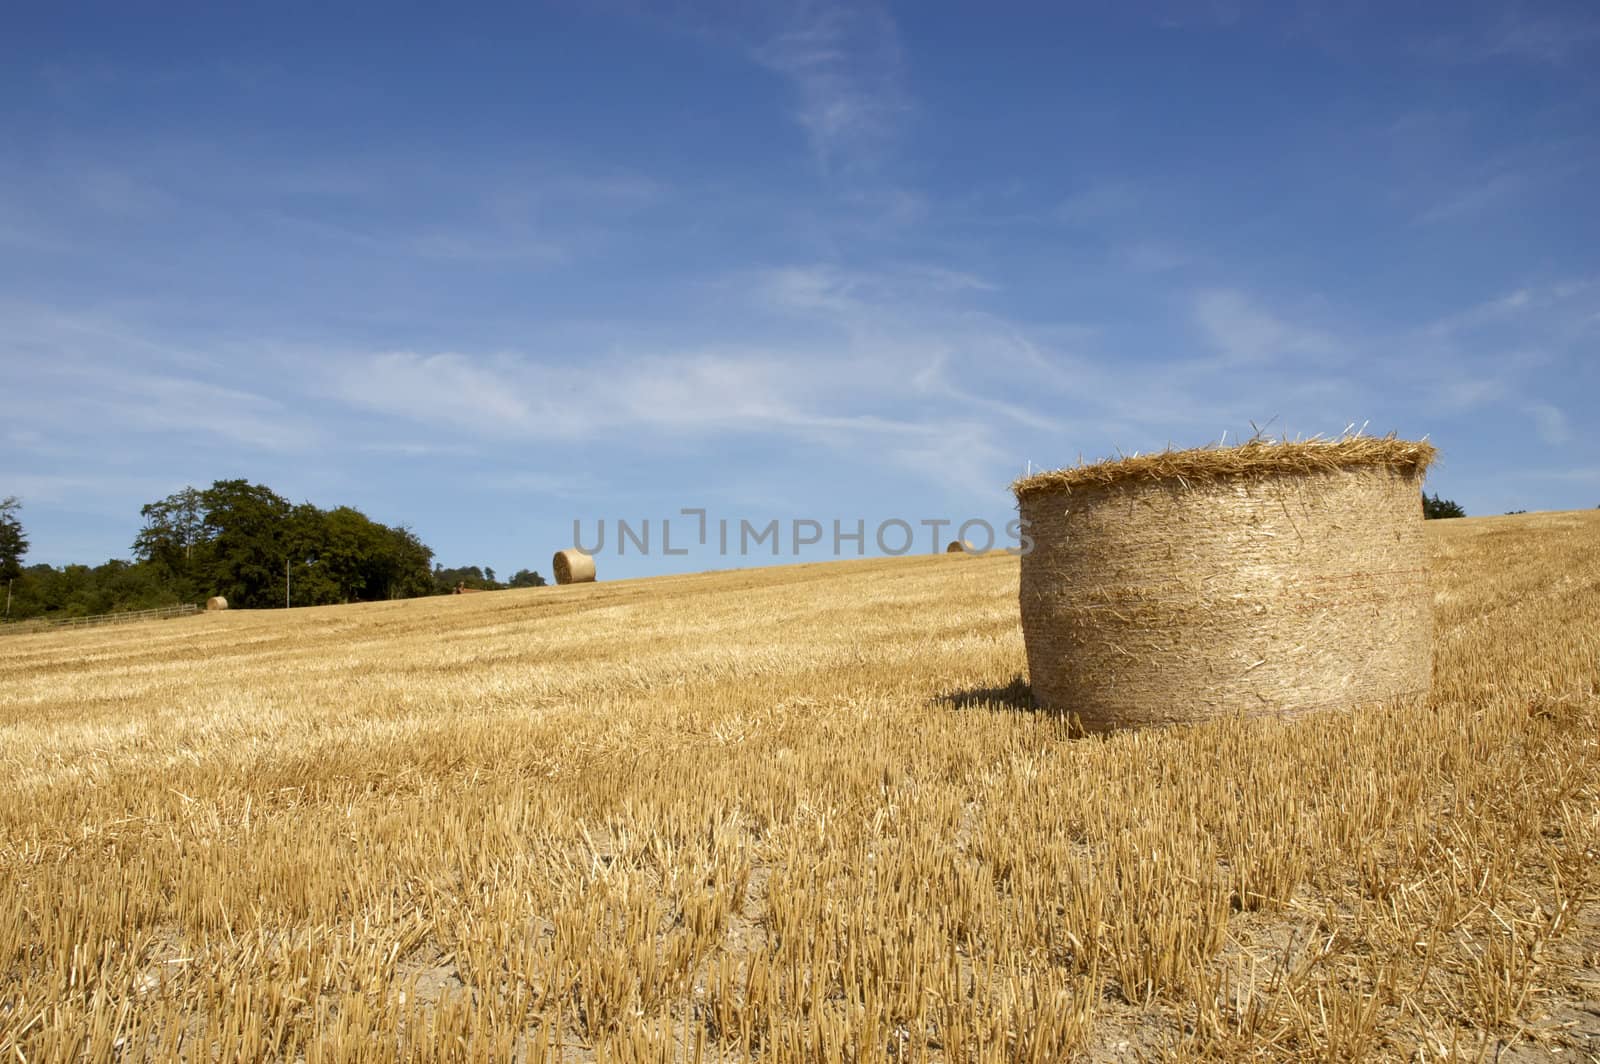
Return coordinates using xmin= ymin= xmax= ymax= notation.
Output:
xmin=0 ymin=602 xmax=200 ymax=636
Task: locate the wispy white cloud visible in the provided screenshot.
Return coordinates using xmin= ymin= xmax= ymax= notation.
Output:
xmin=338 ymin=353 xmax=546 ymax=436
xmin=1402 ymin=124 xmax=1588 ymax=228
xmin=1425 ymin=287 xmax=1534 ymax=336
xmin=1528 ymin=467 xmax=1600 ymax=484
xmin=261 ymin=209 xmax=567 ymax=266
xmin=318 ymin=259 xmax=1058 ymax=499
xmin=0 ymin=300 xmax=217 ymax=371
xmin=910 ymin=354 xmax=1064 ymax=434
xmin=324 ymin=263 xmax=1423 ymax=502
xmin=0 ymin=473 xmax=183 ymax=512
xmin=1525 ymin=401 xmax=1572 ymax=445
xmin=751 ymin=4 xmax=910 ymax=172
xmin=0 ymin=301 xmax=323 ymax=453
xmin=1387 ymin=278 xmax=1598 ymax=431
xmin=11 ymin=253 xmax=1593 ymax=528
xmin=1117 ymin=240 xmax=1195 ymax=273
xmin=500 ymin=172 xmax=666 ymax=212
xmin=1415 ymin=170 xmax=1529 ymax=224
xmin=758 ymin=262 xmax=995 ymax=317
xmin=357 ymin=440 xmax=479 ymax=457
xmin=0 ymin=134 xmax=665 ymax=273
xmin=1424 ymin=7 xmax=1600 ymax=66
xmin=88 ymin=374 xmax=323 ymax=453
xmin=1191 ymin=289 xmax=1338 ymax=364
xmin=468 ymin=470 xmax=601 ymax=499
xmin=760 ymin=266 xmax=865 ymax=316
xmin=1055 ymin=181 xmax=1142 ymax=226
xmin=337 ymin=344 xmax=1006 ymax=449
xmin=878 ymin=420 xmax=1017 ymax=498
xmin=1422 ymin=278 xmax=1600 ymax=341
xmin=329 ymin=339 xmax=1035 ymax=499
xmin=1434 ymin=375 xmax=1508 ymax=413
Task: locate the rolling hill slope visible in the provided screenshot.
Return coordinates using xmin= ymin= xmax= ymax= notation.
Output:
xmin=2 ymin=512 xmax=1598 ymax=1060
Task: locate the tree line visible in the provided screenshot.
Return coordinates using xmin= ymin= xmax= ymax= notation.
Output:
xmin=0 ymin=483 xmax=543 ymax=622
xmin=1422 ymin=492 xmax=1465 ymax=519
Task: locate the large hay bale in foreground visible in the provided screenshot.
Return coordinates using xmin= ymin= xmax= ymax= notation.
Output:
xmin=1012 ymin=436 xmax=1436 ymax=731
xmin=552 ymin=549 xmax=596 ymax=585
xmin=206 ymin=596 xmax=228 ymax=611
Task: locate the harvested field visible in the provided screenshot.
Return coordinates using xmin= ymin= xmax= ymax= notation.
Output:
xmin=1 ymin=511 xmax=1597 ymax=1061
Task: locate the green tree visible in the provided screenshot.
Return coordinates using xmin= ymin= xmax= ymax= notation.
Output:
xmin=91 ymin=558 xmax=176 ymax=612
xmin=4 ymin=557 xmax=179 ymax=621
xmin=200 ymin=480 xmax=293 ymax=608
xmin=1 ymin=496 xmax=27 ymax=585
xmin=382 ymin=526 xmax=435 ymax=599
xmin=285 ymin=505 xmax=435 ymax=604
xmin=132 ymin=487 xmax=211 ymax=601
xmin=1422 ymin=492 xmax=1465 ymax=519
xmin=296 ymin=506 xmax=382 ymax=603
xmin=280 ymin=503 xmax=336 ymax=606
xmin=508 ymin=568 xmax=547 ymax=588
xmin=11 ymin=483 xmax=441 ymax=621
xmin=433 ymin=564 xmax=498 ymax=594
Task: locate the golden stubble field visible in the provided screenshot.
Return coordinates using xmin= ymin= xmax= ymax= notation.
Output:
xmin=1 ymin=511 xmax=1598 ymax=1062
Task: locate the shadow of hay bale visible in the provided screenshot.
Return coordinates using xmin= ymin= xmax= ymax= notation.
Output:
xmin=934 ymin=675 xmax=1037 ymax=713
xmin=935 ymin=677 xmax=1098 ymax=737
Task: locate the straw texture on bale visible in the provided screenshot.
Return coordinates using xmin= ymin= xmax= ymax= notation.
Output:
xmin=206 ymin=596 xmax=228 ymax=611
xmin=1012 ymin=436 xmax=1437 ymax=731
xmin=552 ymin=549 xmax=596 ymax=586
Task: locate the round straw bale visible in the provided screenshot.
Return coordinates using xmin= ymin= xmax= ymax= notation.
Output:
xmin=1011 ymin=436 xmax=1436 ymax=731
xmin=946 ymin=539 xmax=976 ymax=554
xmin=206 ymin=596 xmax=228 ymax=611
xmin=552 ymin=549 xmax=596 ymax=585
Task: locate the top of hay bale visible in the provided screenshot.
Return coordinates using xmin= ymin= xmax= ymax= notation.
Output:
xmin=1012 ymin=434 xmax=1436 ymax=502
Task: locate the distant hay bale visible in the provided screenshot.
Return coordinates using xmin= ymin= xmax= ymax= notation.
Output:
xmin=1012 ymin=435 xmax=1436 ymax=731
xmin=206 ymin=596 xmax=228 ymax=611
xmin=946 ymin=540 xmax=977 ymax=554
xmin=552 ymin=549 xmax=596 ymax=585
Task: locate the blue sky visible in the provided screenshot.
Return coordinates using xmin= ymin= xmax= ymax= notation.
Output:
xmin=3 ymin=2 xmax=1597 ymax=580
